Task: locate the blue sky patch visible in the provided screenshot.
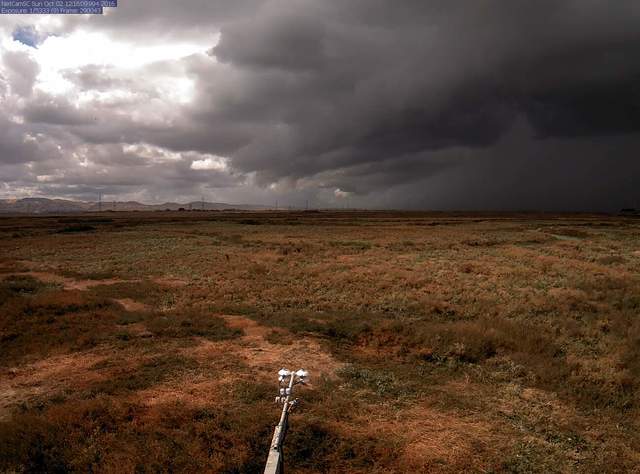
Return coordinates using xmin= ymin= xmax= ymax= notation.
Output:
xmin=12 ymin=26 xmax=45 ymax=48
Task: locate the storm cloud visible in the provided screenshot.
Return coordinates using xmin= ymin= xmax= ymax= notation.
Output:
xmin=0 ymin=0 xmax=639 ymax=209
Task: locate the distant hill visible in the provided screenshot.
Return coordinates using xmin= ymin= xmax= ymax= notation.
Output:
xmin=619 ymin=208 xmax=640 ymax=216
xmin=0 ymin=198 xmax=270 ymax=214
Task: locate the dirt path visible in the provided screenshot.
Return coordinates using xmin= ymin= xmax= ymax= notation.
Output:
xmin=6 ymin=267 xmax=187 ymax=292
xmin=12 ymin=271 xmax=133 ymax=291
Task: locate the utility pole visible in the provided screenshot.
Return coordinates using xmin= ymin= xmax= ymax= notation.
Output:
xmin=98 ymin=192 xmax=102 ymax=212
xmin=264 ymin=368 xmax=309 ymax=474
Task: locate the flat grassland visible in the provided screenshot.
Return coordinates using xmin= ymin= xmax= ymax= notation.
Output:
xmin=0 ymin=211 xmax=639 ymax=473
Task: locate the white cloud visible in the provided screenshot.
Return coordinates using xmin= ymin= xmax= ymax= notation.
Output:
xmin=190 ymin=155 xmax=229 ymax=171
xmin=122 ymin=143 xmax=183 ymax=163
xmin=0 ymin=27 xmax=215 ymax=99
xmin=36 ymin=173 xmax=64 ymax=183
xmin=334 ymin=188 xmax=351 ymax=198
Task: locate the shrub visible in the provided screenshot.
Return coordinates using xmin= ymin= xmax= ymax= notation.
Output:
xmin=145 ymin=309 xmax=242 ymax=341
xmin=87 ymin=355 xmax=198 ymax=395
xmin=57 ymin=225 xmax=96 ymax=233
xmin=338 ymin=365 xmax=403 ymax=398
xmin=0 ymin=275 xmax=48 ymax=296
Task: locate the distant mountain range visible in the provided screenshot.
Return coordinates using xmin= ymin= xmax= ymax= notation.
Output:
xmin=0 ymin=198 xmax=270 ymax=214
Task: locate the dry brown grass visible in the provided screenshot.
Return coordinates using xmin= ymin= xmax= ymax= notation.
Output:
xmin=0 ymin=211 xmax=639 ymax=472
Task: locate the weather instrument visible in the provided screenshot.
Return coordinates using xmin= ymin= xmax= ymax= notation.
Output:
xmin=263 ymin=368 xmax=309 ymax=474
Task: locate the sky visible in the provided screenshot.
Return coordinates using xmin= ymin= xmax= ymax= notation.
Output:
xmin=0 ymin=1 xmax=639 ymax=210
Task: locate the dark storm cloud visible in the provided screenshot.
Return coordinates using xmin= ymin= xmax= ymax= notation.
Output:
xmin=385 ymin=120 xmax=640 ymax=212
xmin=2 ymin=0 xmax=639 ymax=209
xmin=23 ymin=95 xmax=94 ymax=125
xmin=0 ymin=116 xmax=44 ymax=163
xmin=180 ymin=0 xmax=639 ymax=197
xmin=214 ymin=10 xmax=327 ymax=72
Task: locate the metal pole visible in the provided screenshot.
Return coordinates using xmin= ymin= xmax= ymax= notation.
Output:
xmin=264 ymin=374 xmax=295 ymax=474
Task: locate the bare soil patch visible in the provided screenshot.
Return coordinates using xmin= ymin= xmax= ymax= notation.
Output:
xmin=389 ymin=405 xmax=501 ymax=472
xmin=153 ymin=276 xmax=189 ymax=287
xmin=190 ymin=315 xmax=343 ymax=381
xmin=136 ymin=376 xmax=228 ymax=409
xmin=0 ymin=351 xmax=106 ymax=421
xmin=114 ymin=298 xmax=150 ymax=312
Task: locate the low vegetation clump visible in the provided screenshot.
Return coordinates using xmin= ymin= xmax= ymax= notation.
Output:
xmin=0 ymin=397 xmax=274 ymax=473
xmin=57 ymin=224 xmax=97 ymax=233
